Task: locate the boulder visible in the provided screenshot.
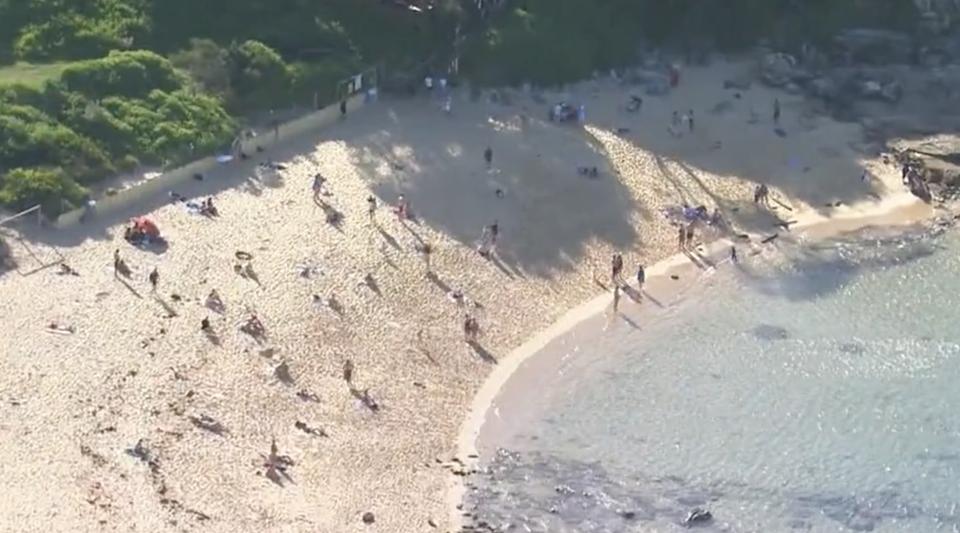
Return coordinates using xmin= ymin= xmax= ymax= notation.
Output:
xmin=759 ymin=52 xmax=797 ymax=87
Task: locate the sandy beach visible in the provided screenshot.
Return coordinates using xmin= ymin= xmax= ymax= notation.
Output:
xmin=0 ymin=60 xmax=940 ymax=533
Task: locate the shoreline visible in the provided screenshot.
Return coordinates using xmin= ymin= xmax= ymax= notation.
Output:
xmin=447 ymin=190 xmax=935 ymax=529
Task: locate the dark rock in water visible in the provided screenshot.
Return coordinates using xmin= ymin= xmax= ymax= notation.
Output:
xmin=683 ymin=508 xmax=713 ymax=526
xmin=751 ymin=324 xmax=790 ymax=341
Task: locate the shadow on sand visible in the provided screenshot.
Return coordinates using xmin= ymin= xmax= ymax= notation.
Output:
xmin=349 ymin=100 xmax=643 ymax=279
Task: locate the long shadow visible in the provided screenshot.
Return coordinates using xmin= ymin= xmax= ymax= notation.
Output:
xmin=578 ymin=66 xmax=904 ymax=220
xmin=352 ymin=99 xmax=642 ymax=279
xmin=17 ymin=106 xmax=381 ymax=249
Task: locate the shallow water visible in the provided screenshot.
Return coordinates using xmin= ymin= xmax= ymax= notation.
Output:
xmin=464 ymin=221 xmax=960 ymax=533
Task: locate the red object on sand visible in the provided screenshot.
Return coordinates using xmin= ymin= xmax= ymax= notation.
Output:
xmin=131 ymin=216 xmax=160 ymax=237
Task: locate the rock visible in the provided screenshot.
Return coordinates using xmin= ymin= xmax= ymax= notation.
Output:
xmin=759 ymin=52 xmax=797 ymax=87
xmin=880 ymin=80 xmax=904 ymax=103
xmin=361 ymin=511 xmax=375 ymax=524
xmin=860 ymin=80 xmax=883 ymax=98
xmin=619 ymin=510 xmax=637 ymax=519
xmin=427 ymin=518 xmax=438 ymax=527
xmin=683 ymin=507 xmax=713 ymax=526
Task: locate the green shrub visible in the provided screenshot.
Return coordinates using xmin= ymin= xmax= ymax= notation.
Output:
xmin=0 ymin=167 xmax=89 ymax=214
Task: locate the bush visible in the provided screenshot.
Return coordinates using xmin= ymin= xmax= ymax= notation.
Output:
xmin=0 ymin=167 xmax=88 ymax=214
xmin=0 ymin=51 xmax=235 ymax=215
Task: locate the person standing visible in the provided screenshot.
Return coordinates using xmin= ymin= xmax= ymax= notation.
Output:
xmin=773 ymin=99 xmax=780 ymax=125
xmin=484 ymin=146 xmax=493 ymax=168
xmin=366 ymin=195 xmax=377 ymax=222
xmin=312 ymin=173 xmax=325 ymax=201
xmin=148 ymin=267 xmax=159 ymax=292
xmin=636 ymin=264 xmax=645 ymax=289
xmin=611 ymin=253 xmax=624 ymax=286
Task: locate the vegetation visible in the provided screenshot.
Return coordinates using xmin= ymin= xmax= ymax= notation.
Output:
xmin=0 ymin=0 xmax=919 ymax=216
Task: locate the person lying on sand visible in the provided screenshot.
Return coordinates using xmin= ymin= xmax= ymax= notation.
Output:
xmin=205 ymin=289 xmax=223 ymax=311
xmin=241 ymin=314 xmax=265 ymax=337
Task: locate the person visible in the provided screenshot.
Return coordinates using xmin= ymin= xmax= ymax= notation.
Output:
xmin=488 ymin=221 xmax=499 ymax=254
xmin=113 ymin=249 xmax=121 ymax=277
xmin=366 ymin=195 xmax=377 ymax=221
xmin=773 ymin=99 xmax=780 ymax=125
xmin=484 ymin=146 xmax=493 ymax=168
xmin=343 ymin=359 xmax=354 ymax=383
xmin=417 ymin=242 xmax=433 ymax=272
xmin=148 ymin=267 xmax=159 ymax=292
xmin=312 ymin=173 xmax=325 ymax=200
xmin=395 ymin=195 xmax=410 ymax=220
xmin=636 ymin=264 xmax=645 ymax=288
xmin=339 ymin=99 xmax=347 ymax=118
xmin=612 ymin=285 xmax=621 ymax=314
xmin=669 ymin=65 xmax=679 ymax=88
xmin=678 ymin=226 xmax=687 ymax=250
xmin=424 ymin=76 xmax=433 ymax=95
xmin=201 ymin=197 xmax=218 ymax=216
xmin=442 ymin=96 xmax=451 ymax=115
xmin=730 ymin=246 xmax=738 ymax=263
xmin=754 ymin=183 xmax=770 ymax=206
xmin=687 ymin=109 xmax=694 ymax=132
xmin=611 ymin=253 xmax=624 ymax=285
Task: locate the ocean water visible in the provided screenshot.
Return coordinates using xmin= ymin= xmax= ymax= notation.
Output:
xmin=465 ymin=221 xmax=960 ymax=533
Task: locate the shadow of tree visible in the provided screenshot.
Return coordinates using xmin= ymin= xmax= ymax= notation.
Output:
xmin=347 ymin=99 xmax=643 ymax=279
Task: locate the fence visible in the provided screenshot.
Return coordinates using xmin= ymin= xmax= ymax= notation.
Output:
xmin=54 ymin=84 xmax=373 ymax=229
xmin=1 ymin=205 xmax=64 ymax=275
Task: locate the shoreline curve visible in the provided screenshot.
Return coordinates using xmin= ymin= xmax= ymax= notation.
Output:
xmin=446 ymin=190 xmax=933 ymax=529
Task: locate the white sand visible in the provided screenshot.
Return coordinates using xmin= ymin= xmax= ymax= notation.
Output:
xmin=0 ymin=61 xmax=935 ymax=533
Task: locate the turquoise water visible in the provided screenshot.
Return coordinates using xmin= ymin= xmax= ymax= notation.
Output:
xmin=466 ymin=223 xmax=960 ymax=533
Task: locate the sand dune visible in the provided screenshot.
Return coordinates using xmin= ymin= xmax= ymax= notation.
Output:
xmin=0 ymin=61 xmax=925 ymax=533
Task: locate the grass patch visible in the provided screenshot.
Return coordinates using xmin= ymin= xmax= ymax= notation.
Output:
xmin=0 ymin=62 xmax=69 ymax=86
